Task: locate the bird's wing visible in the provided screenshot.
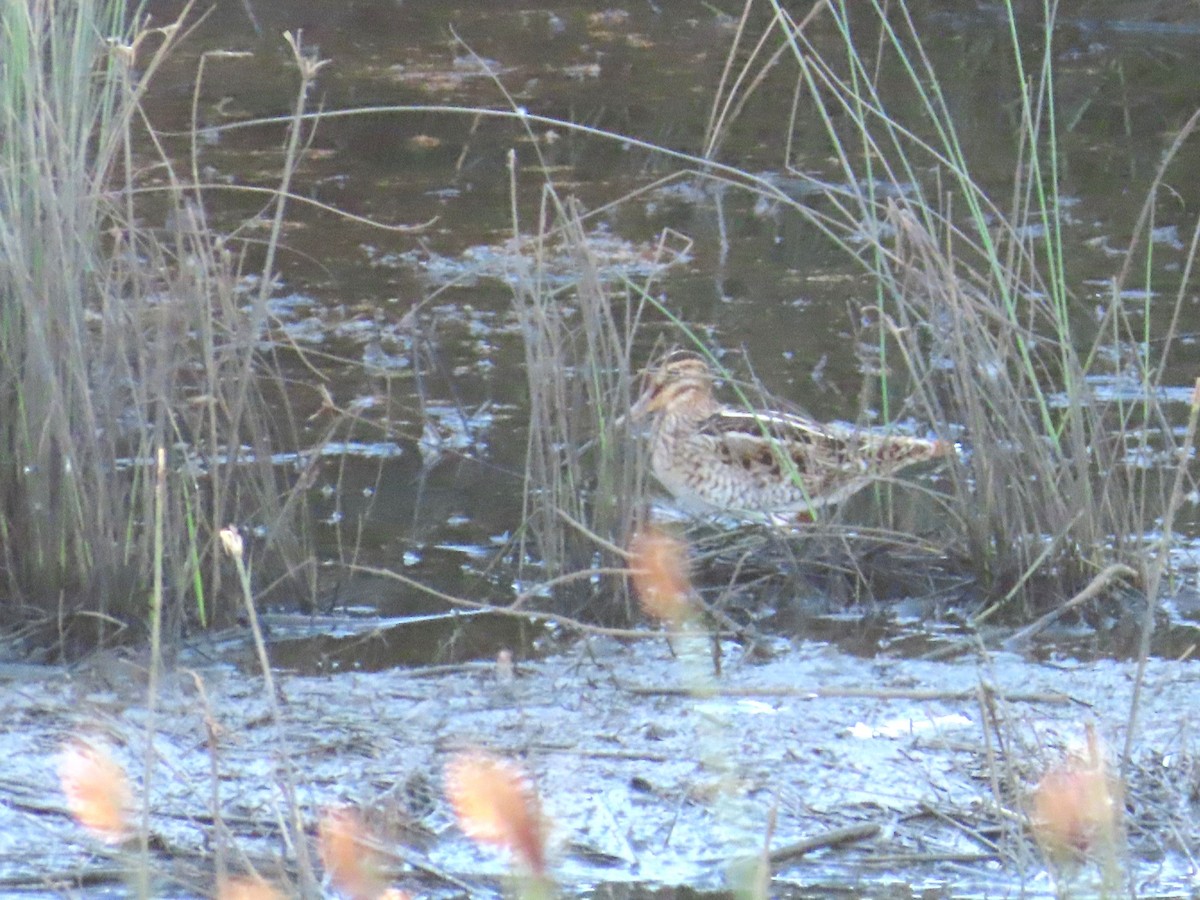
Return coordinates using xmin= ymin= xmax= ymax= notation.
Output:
xmin=702 ymin=409 xmax=945 ymax=475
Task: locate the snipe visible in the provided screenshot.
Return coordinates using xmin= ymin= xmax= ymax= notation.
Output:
xmin=631 ymin=350 xmax=951 ymax=519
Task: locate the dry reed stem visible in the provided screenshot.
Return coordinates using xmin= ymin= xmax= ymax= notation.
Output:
xmin=219 ymin=524 xmax=318 ymax=895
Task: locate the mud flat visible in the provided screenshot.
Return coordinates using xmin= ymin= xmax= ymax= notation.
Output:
xmin=1 ymin=629 xmax=1197 ymax=897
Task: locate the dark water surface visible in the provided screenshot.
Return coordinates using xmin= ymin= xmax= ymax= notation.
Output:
xmin=134 ymin=0 xmax=1200 ymax=658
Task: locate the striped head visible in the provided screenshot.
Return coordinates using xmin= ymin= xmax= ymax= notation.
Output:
xmin=631 ymin=351 xmax=721 ymax=421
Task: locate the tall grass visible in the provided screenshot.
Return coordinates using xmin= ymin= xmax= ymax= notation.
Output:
xmin=693 ymin=0 xmax=1200 ymax=617
xmin=512 ymin=189 xmax=655 ymax=621
xmin=0 ymin=0 xmax=313 ymax=656
xmin=470 ymin=0 xmax=1200 ymax=632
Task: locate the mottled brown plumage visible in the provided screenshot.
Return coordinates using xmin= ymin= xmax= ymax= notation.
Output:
xmin=631 ymin=351 xmax=951 ymax=518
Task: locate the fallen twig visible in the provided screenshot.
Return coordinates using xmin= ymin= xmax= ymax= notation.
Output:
xmin=350 ymin=563 xmax=661 ymax=639
xmin=769 ymin=822 xmax=880 ymax=865
xmin=622 ymin=683 xmax=1078 ymax=705
xmin=915 ymin=801 xmax=1001 ymax=853
xmin=862 ymin=852 xmax=999 ymax=865
xmin=1002 ymin=563 xmax=1138 ymax=650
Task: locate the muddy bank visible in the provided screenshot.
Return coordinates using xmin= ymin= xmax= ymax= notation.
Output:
xmin=1 ymin=628 xmax=1197 ymax=897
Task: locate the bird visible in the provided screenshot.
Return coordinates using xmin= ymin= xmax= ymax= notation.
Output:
xmin=630 ymin=350 xmax=952 ymax=520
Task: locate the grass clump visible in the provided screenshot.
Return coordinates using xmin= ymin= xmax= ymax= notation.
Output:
xmin=512 ymin=188 xmax=689 ymax=622
xmin=455 ymin=0 xmax=1200 ymax=642
xmin=0 ymin=0 xmax=314 ymax=657
xmin=690 ymin=0 xmax=1200 ymax=620
xmin=499 ymin=0 xmax=1199 ymax=630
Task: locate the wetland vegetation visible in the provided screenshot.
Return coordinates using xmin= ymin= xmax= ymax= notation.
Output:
xmin=3 ymin=0 xmax=1200 ymax=896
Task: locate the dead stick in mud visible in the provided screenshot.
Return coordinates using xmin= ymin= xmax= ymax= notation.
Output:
xmin=0 ymin=867 xmax=131 ymax=891
xmin=371 ymin=845 xmax=480 ymax=894
xmin=768 ymin=823 xmax=881 ymax=865
xmin=622 ymin=683 xmax=1079 ymax=705
xmin=350 ymin=563 xmax=761 ymax=642
xmin=916 ymin=800 xmax=1001 ymax=853
xmin=351 ymin=562 xmax=657 ymax=638
xmin=1002 ymin=563 xmax=1138 ymax=650
xmin=864 ymin=851 xmax=999 ymax=865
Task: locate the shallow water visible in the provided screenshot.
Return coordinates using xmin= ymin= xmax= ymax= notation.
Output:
xmin=140 ymin=0 xmax=1200 ymax=642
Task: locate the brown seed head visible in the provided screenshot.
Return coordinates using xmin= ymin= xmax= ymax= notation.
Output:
xmin=217 ymin=877 xmax=285 ymax=900
xmin=318 ymin=807 xmax=386 ymax=900
xmin=629 ymin=526 xmax=693 ymax=625
xmin=218 ymin=525 xmax=244 ymax=561
xmin=58 ymin=739 xmax=132 ymax=844
xmin=1030 ymin=729 xmax=1122 ymax=864
xmin=445 ymin=750 xmax=548 ymax=876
